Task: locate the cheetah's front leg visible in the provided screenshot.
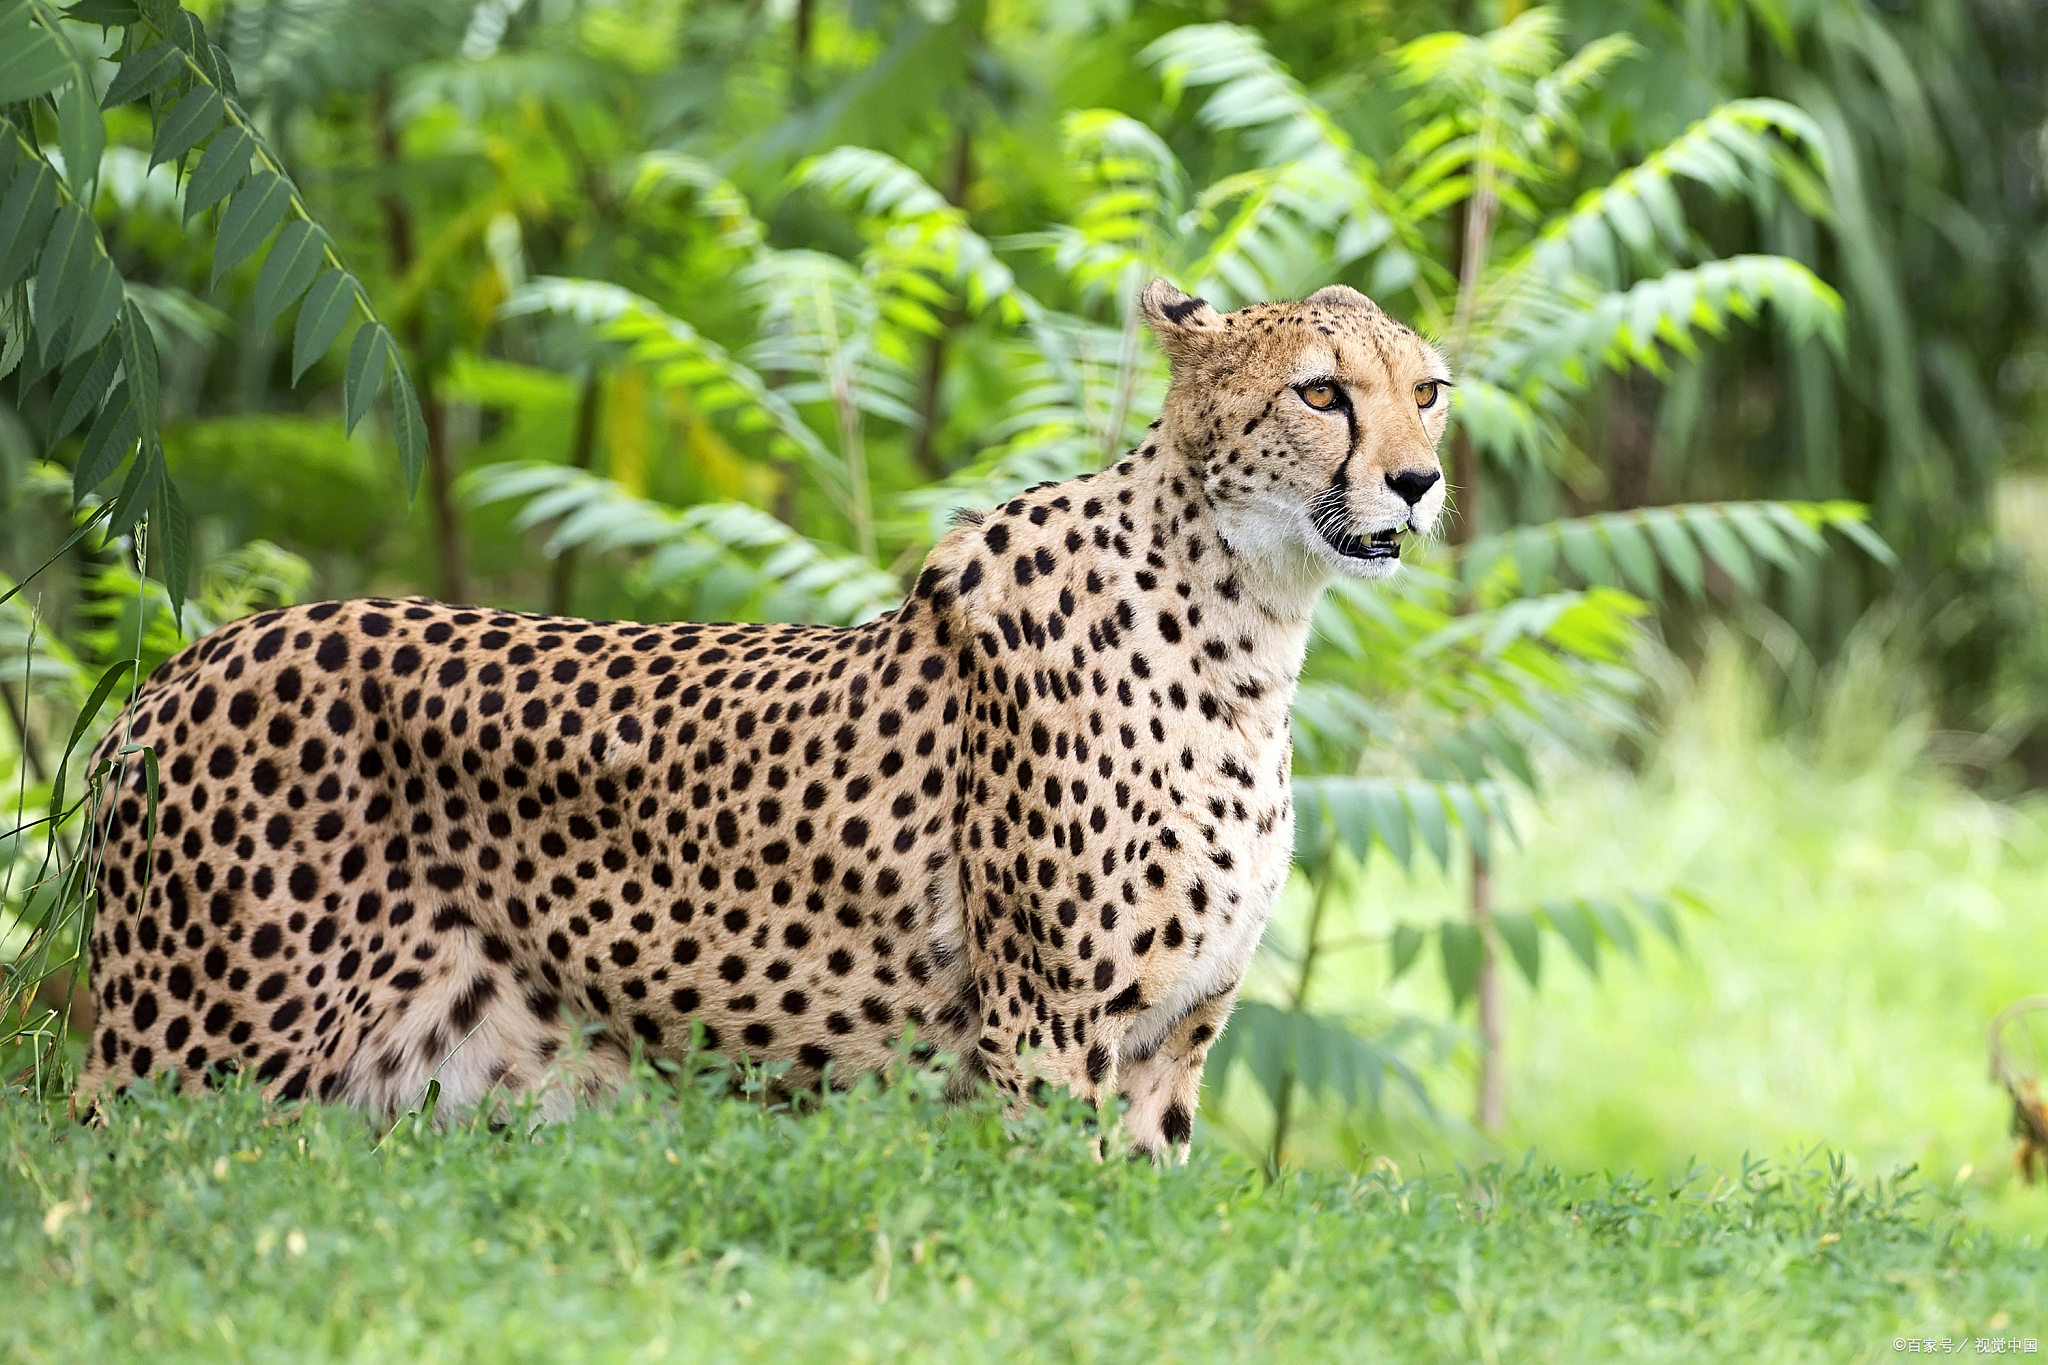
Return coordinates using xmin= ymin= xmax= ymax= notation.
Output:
xmin=1111 ymin=989 xmax=1237 ymax=1163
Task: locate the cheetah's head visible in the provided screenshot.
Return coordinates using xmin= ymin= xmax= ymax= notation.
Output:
xmin=1141 ymin=280 xmax=1452 ymax=590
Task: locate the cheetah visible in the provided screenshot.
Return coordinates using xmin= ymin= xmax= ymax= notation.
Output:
xmin=77 ymin=281 xmax=1450 ymax=1158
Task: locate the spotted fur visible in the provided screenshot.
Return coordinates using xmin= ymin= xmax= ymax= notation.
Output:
xmin=78 ymin=282 xmax=1450 ymax=1158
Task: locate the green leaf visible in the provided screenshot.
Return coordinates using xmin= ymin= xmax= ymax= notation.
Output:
xmin=45 ymin=658 xmax=137 ymax=824
xmin=1829 ymin=514 xmax=1897 ymax=569
xmin=1494 ymin=911 xmax=1541 ymax=987
xmin=1558 ymin=519 xmax=1612 ymax=587
xmin=252 ymin=219 xmax=322 ymax=333
xmin=1389 ymin=923 xmax=1425 ymax=980
xmin=343 ymin=321 xmax=392 ymax=434
xmin=182 ymin=124 xmax=252 ymax=222
xmin=118 ymin=298 xmax=159 ymax=444
xmin=1599 ymin=516 xmax=1662 ymax=601
xmin=291 ymin=268 xmax=354 ymax=382
xmin=65 ymin=249 xmax=124 ymax=361
xmin=65 ymin=0 xmax=143 ymax=24
xmin=1543 ymin=900 xmax=1602 ymax=976
xmin=0 ymin=501 xmax=111 ymax=608
xmin=150 ymin=84 xmax=223 ymax=168
xmin=0 ymin=159 xmax=61 ymax=291
xmin=1682 ymin=507 xmax=1758 ymax=593
xmin=0 ymin=7 xmax=73 ymax=104
xmin=1588 ymin=897 xmax=1641 ymax=960
xmin=72 ymin=379 xmax=136 ymax=498
xmin=103 ymin=41 xmax=182 ymax=108
xmin=1631 ymin=892 xmax=1685 ymax=948
xmin=104 ymin=434 xmax=162 ymax=539
xmin=153 ymin=475 xmax=189 ymax=622
xmin=1637 ymin=508 xmax=1703 ymax=598
xmin=210 ymin=169 xmax=290 ymax=286
xmin=390 ymin=358 xmax=428 ymax=500
xmin=1406 ymin=786 xmax=1451 ymax=871
xmin=1511 ymin=527 xmax=1558 ymax=594
xmin=56 ymin=54 xmax=106 ymax=199
xmin=32 ymin=204 xmax=99 ymax=357
xmin=47 ymin=333 xmax=119 ymax=450
xmin=1440 ymin=922 xmax=1482 ymax=1010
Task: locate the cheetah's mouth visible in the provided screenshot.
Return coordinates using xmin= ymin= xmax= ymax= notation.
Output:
xmin=1322 ymin=526 xmax=1403 ymax=562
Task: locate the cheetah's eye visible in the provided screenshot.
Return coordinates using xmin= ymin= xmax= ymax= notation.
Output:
xmin=1298 ymin=382 xmax=1340 ymax=411
xmin=1414 ymin=380 xmax=1445 ymax=410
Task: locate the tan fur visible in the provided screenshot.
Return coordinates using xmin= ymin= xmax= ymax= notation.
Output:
xmin=78 ymin=282 xmax=1449 ymax=1157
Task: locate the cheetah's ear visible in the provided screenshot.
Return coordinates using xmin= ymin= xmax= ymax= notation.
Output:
xmin=1307 ymin=283 xmax=1372 ymax=309
xmin=1139 ymin=279 xmax=1224 ymax=369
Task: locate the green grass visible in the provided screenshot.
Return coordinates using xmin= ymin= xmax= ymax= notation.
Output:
xmin=2 ymin=1065 xmax=2042 ymax=1364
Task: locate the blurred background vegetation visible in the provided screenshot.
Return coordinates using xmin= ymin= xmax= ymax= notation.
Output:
xmin=3 ymin=0 xmax=2047 ymax=1227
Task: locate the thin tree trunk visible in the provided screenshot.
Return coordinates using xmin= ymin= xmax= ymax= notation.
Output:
xmin=547 ymin=368 xmax=604 ymax=615
xmin=1268 ymin=859 xmax=1339 ymax=1172
xmin=0 ymin=682 xmax=48 ymax=786
xmin=908 ymin=126 xmax=975 ymax=482
xmin=1449 ymin=183 xmax=1503 ymax=1133
xmin=376 ymin=77 xmax=468 ymax=604
xmin=1472 ymin=847 xmax=1503 ymax=1132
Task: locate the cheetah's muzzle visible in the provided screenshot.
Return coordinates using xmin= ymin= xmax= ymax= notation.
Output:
xmin=1322 ymin=526 xmax=1403 ymax=562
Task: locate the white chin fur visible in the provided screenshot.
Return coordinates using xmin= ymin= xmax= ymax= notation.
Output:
xmin=1333 ymin=554 xmax=1401 ymax=581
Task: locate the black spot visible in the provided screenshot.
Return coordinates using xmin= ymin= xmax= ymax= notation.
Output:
xmin=1161 ymin=1102 xmax=1192 ymax=1145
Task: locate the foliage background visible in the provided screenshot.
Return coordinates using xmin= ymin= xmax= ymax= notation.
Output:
xmin=1 ymin=0 xmax=2046 ymax=1238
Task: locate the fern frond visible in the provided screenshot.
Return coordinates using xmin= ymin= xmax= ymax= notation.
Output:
xmin=1207 ymin=1001 xmax=1437 ymax=1116
xmin=1459 ymin=500 xmax=1892 ymax=602
xmin=1185 ymin=162 xmax=1386 ymax=307
xmin=799 ymin=146 xmax=1029 ymax=323
xmin=1292 ymin=775 xmax=1514 ymax=872
xmin=1046 ymin=110 xmax=1190 ymax=300
xmin=1526 ymin=98 xmax=1829 ymax=282
xmin=1523 ymin=32 xmax=1638 ymax=148
xmin=464 ymin=464 xmax=900 ymax=625
xmin=1489 ymin=256 xmax=1844 ymax=402
xmin=631 ymin=152 xmax=767 ymax=254
xmin=503 ymin=277 xmax=855 ymax=514
xmin=898 ymin=320 xmax=1166 ymax=525
xmin=1396 ymin=9 xmax=1563 ymax=104
xmin=1143 ymin=23 xmax=1354 ymax=165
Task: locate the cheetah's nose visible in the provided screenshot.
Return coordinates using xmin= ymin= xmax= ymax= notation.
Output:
xmin=1385 ymin=469 xmax=1441 ymax=506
